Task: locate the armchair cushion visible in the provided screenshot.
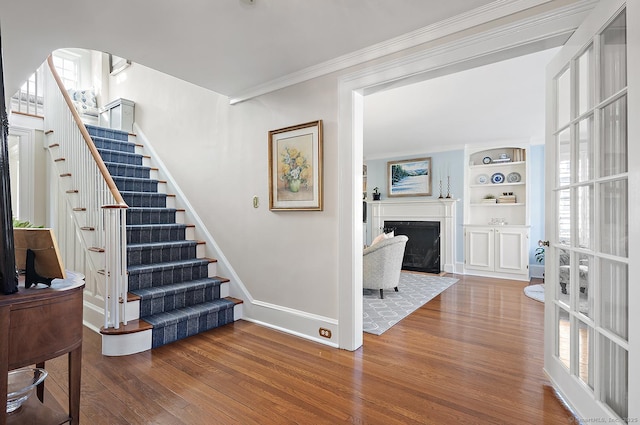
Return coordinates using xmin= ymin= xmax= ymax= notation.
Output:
xmin=363 ymin=235 xmax=408 ymax=298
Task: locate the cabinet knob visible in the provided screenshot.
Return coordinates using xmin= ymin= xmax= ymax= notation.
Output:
xmin=538 ymin=240 xmax=550 ymax=247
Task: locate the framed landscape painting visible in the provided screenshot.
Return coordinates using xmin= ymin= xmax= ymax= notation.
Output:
xmin=269 ymin=120 xmax=323 ymax=211
xmin=387 ymin=157 xmax=432 ymax=197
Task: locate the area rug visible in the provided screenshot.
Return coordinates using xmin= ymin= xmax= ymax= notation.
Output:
xmin=524 ymin=283 xmax=545 ymax=303
xmin=363 ymin=272 xmax=458 ymax=335
xmin=524 ymin=283 xmax=592 ymax=314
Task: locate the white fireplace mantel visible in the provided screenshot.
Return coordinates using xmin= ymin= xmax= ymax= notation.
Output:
xmin=370 ymin=199 xmax=457 ymax=273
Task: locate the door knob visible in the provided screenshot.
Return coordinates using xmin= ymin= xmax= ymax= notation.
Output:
xmin=538 ymin=240 xmax=550 ymax=247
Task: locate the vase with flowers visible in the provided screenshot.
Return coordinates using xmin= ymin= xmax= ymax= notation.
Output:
xmin=280 ymin=147 xmax=309 ymax=193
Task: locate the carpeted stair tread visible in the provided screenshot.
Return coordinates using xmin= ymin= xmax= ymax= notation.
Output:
xmin=132 ymin=277 xmax=224 ymax=299
xmin=126 ymin=207 xmax=177 ymax=225
xmin=144 ymin=299 xmax=236 ymax=348
xmin=112 ymin=176 xmax=159 ymax=192
xmin=126 ymin=223 xmax=187 ymax=244
xmin=104 ymin=161 xmax=151 ymax=179
xmin=121 ymin=191 xmax=167 ymax=208
xmin=128 ymin=240 xmax=197 ymax=250
xmin=127 ymin=240 xmax=198 ymax=266
xmin=127 ymin=258 xmax=210 ymax=273
xmin=85 ymin=124 xmax=129 ymax=141
xmin=132 ymin=278 xmax=226 ymax=317
xmin=126 ymin=223 xmax=185 ymax=230
xmin=145 ymin=298 xmax=234 ymax=325
xmin=96 ymin=148 xmax=143 ymax=166
xmin=91 ymin=136 xmax=136 ymax=153
xmin=127 ymin=258 xmax=211 ymax=290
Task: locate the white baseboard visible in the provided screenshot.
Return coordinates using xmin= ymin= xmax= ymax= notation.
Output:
xmin=242 ymin=300 xmax=339 ymax=348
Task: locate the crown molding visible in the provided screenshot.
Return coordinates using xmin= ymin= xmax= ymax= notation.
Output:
xmin=229 ymin=0 xmax=596 ymax=104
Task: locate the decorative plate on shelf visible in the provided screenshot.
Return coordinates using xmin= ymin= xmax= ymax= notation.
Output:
xmin=476 ymin=174 xmax=489 ymax=184
xmin=507 ymin=172 xmax=521 ymax=183
xmin=491 ymin=172 xmax=505 ymax=184
xmin=482 ymin=156 xmax=492 ymax=164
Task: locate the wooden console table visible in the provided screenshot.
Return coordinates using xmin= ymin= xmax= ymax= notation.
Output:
xmin=0 ymin=272 xmax=84 ymax=425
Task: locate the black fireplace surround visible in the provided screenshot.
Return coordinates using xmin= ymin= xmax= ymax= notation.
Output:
xmin=383 ymin=221 xmax=440 ymax=274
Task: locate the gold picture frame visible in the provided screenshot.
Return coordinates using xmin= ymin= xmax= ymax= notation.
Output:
xmin=269 ymin=120 xmax=323 ymax=211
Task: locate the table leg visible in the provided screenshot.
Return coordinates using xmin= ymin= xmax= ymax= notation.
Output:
xmin=68 ymin=345 xmax=82 ymax=425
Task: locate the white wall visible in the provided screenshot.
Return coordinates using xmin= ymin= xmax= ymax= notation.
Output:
xmin=108 ymin=64 xmax=342 ymax=335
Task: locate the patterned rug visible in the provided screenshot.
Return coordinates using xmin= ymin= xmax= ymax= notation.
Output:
xmin=363 ymin=272 xmax=458 ymax=335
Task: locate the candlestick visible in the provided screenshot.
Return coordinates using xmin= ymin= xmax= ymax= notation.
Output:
xmin=438 ymin=179 xmax=443 ymax=199
xmin=446 ymin=176 xmax=451 ymax=198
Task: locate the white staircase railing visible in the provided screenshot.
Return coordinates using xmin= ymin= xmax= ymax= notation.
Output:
xmin=43 ymin=55 xmax=129 ymax=330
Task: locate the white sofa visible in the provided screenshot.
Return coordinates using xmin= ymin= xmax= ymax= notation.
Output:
xmin=363 ymin=235 xmax=408 ymax=299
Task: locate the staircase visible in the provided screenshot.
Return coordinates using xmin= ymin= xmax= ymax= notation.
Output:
xmin=86 ymin=124 xmax=240 ymax=350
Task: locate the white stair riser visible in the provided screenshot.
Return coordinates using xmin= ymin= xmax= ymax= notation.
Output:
xmin=166 ymin=196 xmax=176 ymax=209
xmin=126 ymin=299 xmax=140 ymax=322
xmin=233 ymin=303 xmax=243 ymax=321
xmin=102 ymin=330 xmax=152 ymax=356
xmin=196 ymin=242 xmax=205 ymax=258
xmin=220 ymin=281 xmax=230 ymax=298
xmin=175 ymin=210 xmax=185 ymax=224
xmin=208 ymin=261 xmax=217 ymax=277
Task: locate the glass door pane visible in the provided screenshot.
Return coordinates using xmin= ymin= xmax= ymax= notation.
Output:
xmin=557 ymin=68 xmax=571 ymax=128
xmin=577 ymin=116 xmax=594 ymax=181
xmin=577 ymin=318 xmax=594 ymax=389
xmin=600 ymin=179 xmax=628 ymax=257
xmin=577 ymin=45 xmax=594 ymax=116
xmin=601 ymin=337 xmax=628 ymax=419
xmin=600 ymin=260 xmax=628 ymax=339
xmin=601 ymin=97 xmax=627 ymax=177
xmin=601 ymin=10 xmax=627 ymax=101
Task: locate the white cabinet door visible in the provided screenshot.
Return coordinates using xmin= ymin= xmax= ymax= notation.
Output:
xmin=465 ymin=227 xmax=494 ymax=272
xmin=494 ymin=227 xmax=528 ymax=275
xmin=466 ymin=226 xmax=528 ymax=276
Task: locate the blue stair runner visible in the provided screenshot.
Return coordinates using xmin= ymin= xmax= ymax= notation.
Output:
xmin=86 ymin=125 xmax=235 ymax=348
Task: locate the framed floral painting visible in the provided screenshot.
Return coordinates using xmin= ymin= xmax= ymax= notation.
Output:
xmin=269 ymin=120 xmax=323 ymax=211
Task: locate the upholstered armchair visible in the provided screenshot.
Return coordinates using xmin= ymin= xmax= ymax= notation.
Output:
xmin=558 ymin=251 xmax=589 ymax=296
xmin=363 ymin=235 xmax=408 ymax=299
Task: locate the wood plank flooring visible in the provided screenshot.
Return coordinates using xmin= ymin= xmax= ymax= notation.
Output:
xmin=39 ymin=274 xmax=576 ymax=424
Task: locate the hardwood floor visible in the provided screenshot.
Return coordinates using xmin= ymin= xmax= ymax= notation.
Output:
xmin=40 ymin=274 xmax=576 ymax=424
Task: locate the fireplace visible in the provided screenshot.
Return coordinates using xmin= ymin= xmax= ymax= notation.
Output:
xmin=384 ymin=221 xmax=440 ymax=274
xmin=370 ymin=199 xmax=456 ymax=273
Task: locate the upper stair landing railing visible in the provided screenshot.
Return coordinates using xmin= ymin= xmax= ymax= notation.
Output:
xmin=10 ymin=66 xmax=44 ymax=116
xmin=44 ymin=55 xmax=129 ymax=330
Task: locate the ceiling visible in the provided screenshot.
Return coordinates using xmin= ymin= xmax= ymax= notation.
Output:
xmin=1 ymin=1 xmax=576 ymax=156
xmin=1 ymin=0 xmax=501 ymax=99
xmin=363 ymin=47 xmax=561 ymax=159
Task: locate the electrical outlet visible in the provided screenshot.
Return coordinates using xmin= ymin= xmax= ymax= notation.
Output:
xmin=319 ymin=328 xmax=332 ymax=338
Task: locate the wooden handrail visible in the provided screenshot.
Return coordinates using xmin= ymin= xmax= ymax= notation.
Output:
xmin=46 ymin=55 xmax=127 ymax=207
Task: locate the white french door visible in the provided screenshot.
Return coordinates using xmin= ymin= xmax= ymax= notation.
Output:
xmin=544 ymin=0 xmax=638 ymax=421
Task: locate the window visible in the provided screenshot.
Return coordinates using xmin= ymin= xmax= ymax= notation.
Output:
xmin=52 ymin=53 xmax=79 ymax=90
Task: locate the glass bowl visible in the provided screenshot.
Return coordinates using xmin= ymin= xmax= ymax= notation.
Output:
xmin=6 ymin=367 xmax=48 ymax=413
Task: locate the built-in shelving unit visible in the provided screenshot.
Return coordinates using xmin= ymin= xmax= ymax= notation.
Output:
xmin=464 ymin=145 xmax=530 ymax=281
